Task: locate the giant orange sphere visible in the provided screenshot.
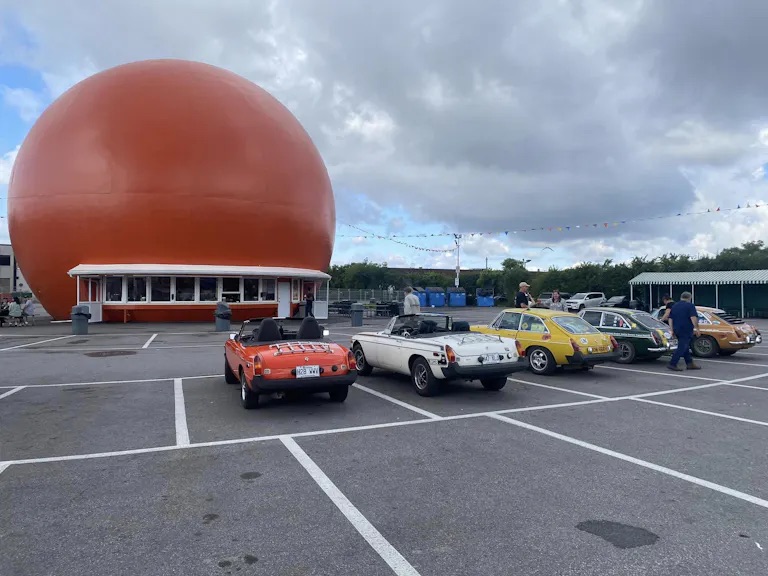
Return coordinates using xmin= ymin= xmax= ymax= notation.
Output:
xmin=8 ymin=59 xmax=335 ymax=320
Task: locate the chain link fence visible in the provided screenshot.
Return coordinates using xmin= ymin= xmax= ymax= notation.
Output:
xmin=319 ymin=288 xmax=406 ymax=303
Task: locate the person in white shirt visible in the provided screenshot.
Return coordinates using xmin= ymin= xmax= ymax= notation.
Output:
xmin=403 ymin=286 xmax=421 ymax=314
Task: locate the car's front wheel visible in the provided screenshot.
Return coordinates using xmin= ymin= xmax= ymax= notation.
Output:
xmin=691 ymin=335 xmax=718 ymax=358
xmin=410 ymin=357 xmax=441 ymax=396
xmin=615 ymin=341 xmax=636 ymax=364
xmin=353 ymin=343 xmax=373 ymax=376
xmin=240 ymin=371 xmax=260 ymax=409
xmin=328 ymin=386 xmax=349 ymax=402
xmin=481 ymin=377 xmax=507 ymax=391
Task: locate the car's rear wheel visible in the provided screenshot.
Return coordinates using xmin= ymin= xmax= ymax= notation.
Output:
xmin=328 ymin=386 xmax=349 ymax=402
xmin=692 ymin=335 xmax=718 ymax=358
xmin=410 ymin=357 xmax=441 ymax=396
xmin=616 ymin=341 xmax=636 ymax=364
xmin=240 ymin=371 xmax=259 ymax=409
xmin=527 ymin=346 xmax=556 ymax=375
xmin=480 ymin=377 xmax=507 ymax=391
xmin=353 ymin=343 xmax=373 ymax=376
xmin=224 ymin=357 xmax=238 ymax=384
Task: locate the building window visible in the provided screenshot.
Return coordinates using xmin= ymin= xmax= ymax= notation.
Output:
xmin=244 ymin=278 xmax=260 ymax=301
xmin=261 ymin=279 xmax=276 ymax=301
xmin=175 ymin=277 xmax=195 ymax=302
xmin=221 ymin=277 xmax=241 ymax=303
xmin=127 ymin=277 xmax=147 ymax=302
xmin=199 ymin=277 xmax=217 ymax=301
xmin=0 ymin=255 xmax=10 ymax=266
xmin=150 ymin=277 xmax=171 ymax=301
xmin=105 ymin=276 xmax=123 ymax=302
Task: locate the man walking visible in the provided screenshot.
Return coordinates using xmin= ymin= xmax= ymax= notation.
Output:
xmin=667 ymin=291 xmax=701 ymax=371
xmin=403 ymin=286 xmax=421 ymax=314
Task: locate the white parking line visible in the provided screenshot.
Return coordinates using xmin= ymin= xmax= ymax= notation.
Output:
xmin=506 ymin=377 xmax=605 ymax=399
xmin=352 ymin=383 xmax=442 ymax=419
xmin=174 ymin=378 xmax=190 ymax=446
xmin=597 ymin=365 xmax=720 ymax=381
xmin=281 ymin=437 xmax=421 ymax=576
xmin=634 ymin=398 xmax=768 ymax=427
xmin=0 ymin=463 xmax=10 ymax=475
xmin=25 ymin=344 xmax=221 ymax=353
xmin=697 ymin=358 xmax=768 ymax=369
xmin=0 ymin=335 xmax=76 ymax=351
xmin=6 ymin=374 xmax=220 ymax=388
xmin=487 ymin=413 xmax=768 ymax=510
xmin=728 ymin=383 xmax=768 ymax=392
xmin=0 ymin=386 xmax=24 ymax=400
xmin=142 ymin=334 xmax=158 ymax=348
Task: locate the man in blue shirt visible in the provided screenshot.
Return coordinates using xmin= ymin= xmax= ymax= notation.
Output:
xmin=667 ymin=291 xmax=701 ymax=371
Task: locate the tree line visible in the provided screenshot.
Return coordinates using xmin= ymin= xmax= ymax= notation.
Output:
xmin=328 ymin=241 xmax=768 ymax=303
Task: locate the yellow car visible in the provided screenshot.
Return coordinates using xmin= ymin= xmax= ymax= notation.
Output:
xmin=471 ymin=308 xmax=621 ymax=375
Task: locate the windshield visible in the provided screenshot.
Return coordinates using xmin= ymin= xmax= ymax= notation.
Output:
xmin=608 ymin=296 xmax=624 ymax=302
xmin=633 ymin=312 xmax=671 ymax=332
xmin=389 ymin=314 xmax=451 ymax=336
xmin=569 ymin=293 xmax=587 ymax=299
xmin=552 ymin=315 xmax=600 ymax=334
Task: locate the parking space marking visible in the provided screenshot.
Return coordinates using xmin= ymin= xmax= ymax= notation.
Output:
xmin=598 ymin=365 xmax=720 ymax=381
xmin=0 ymin=386 xmax=24 ymax=400
xmin=281 ymin=437 xmax=421 ymax=576
xmin=729 ymin=383 xmax=768 ymax=392
xmin=634 ymin=398 xmax=768 ymax=427
xmin=352 ymin=383 xmax=442 ymax=419
xmin=14 ymin=374 xmax=220 ymax=388
xmin=487 ymin=413 xmax=768 ymax=510
xmin=19 ymin=344 xmax=221 ymax=353
xmin=0 ymin=335 xmax=76 ymax=351
xmin=0 ymin=463 xmax=10 ymax=475
xmin=697 ymin=358 xmax=768 ymax=368
xmin=506 ymin=377 xmax=605 ymax=399
xmin=174 ymin=378 xmax=190 ymax=446
xmin=142 ymin=334 xmax=158 ymax=348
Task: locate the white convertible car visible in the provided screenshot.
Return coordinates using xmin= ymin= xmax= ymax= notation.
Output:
xmin=350 ymin=313 xmax=528 ymax=396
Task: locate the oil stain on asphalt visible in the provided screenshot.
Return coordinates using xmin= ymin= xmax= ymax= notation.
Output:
xmin=576 ymin=520 xmax=659 ymax=549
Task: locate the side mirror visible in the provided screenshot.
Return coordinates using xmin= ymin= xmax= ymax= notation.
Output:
xmin=229 ymin=333 xmax=236 ymax=340
xmin=323 ymin=329 xmax=330 ymax=337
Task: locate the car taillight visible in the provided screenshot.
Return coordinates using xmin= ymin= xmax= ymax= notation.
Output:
xmin=570 ymin=339 xmax=580 ymax=353
xmin=609 ymin=336 xmax=618 ymax=350
xmin=347 ymin=349 xmax=356 ymax=370
xmin=445 ymin=345 xmax=457 ymax=363
xmin=515 ymin=340 xmax=525 ymax=357
xmin=252 ymin=354 xmax=263 ymax=375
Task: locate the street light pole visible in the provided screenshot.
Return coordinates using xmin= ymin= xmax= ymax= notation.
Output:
xmin=454 ymin=234 xmax=461 ymax=287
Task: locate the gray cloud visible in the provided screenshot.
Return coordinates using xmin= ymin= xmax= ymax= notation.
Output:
xmin=1 ymin=0 xmax=767 ymax=261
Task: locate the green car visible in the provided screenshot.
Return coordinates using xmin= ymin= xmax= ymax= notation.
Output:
xmin=577 ymin=307 xmax=678 ymax=364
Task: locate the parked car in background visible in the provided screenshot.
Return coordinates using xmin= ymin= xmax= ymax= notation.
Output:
xmin=225 ymin=317 xmax=356 ymax=409
xmin=650 ymin=306 xmax=762 ymax=357
xmin=603 ymin=295 xmax=649 ymax=312
xmin=470 ymin=308 xmax=620 ymax=375
xmin=350 ymin=313 xmax=527 ymax=396
xmin=534 ymin=291 xmax=572 ymax=308
xmin=565 ymin=292 xmax=606 ymax=312
xmin=579 ymin=307 xmax=677 ymax=363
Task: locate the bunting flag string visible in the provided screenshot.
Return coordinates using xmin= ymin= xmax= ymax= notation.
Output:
xmin=340 ymin=222 xmax=455 ymax=253
xmin=335 ymin=200 xmax=768 ymax=238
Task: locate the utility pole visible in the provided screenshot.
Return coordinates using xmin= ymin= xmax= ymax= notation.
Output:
xmin=485 ymin=257 xmax=488 ymax=270
xmin=454 ymin=234 xmax=461 ymax=287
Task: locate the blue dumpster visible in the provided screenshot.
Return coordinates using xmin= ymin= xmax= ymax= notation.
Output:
xmin=425 ymin=286 xmax=446 ymax=307
xmin=413 ymin=287 xmax=428 ymax=307
xmin=447 ymin=287 xmax=466 ymax=307
xmin=476 ymin=288 xmax=495 ymax=307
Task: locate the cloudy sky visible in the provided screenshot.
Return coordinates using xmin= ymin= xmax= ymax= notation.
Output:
xmin=1 ymin=0 xmax=768 ymax=271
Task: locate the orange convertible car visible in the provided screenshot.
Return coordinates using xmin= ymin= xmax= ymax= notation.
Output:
xmin=224 ymin=316 xmax=357 ymax=409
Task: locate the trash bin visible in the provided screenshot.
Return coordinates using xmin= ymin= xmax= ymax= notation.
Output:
xmin=71 ymin=305 xmax=92 ymax=335
xmin=214 ymin=301 xmax=232 ymax=332
xmin=425 ymin=287 xmax=446 ymax=307
xmin=351 ymin=302 xmax=364 ymax=327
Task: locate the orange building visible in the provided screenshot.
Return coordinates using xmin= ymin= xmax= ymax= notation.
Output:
xmin=8 ymin=59 xmax=334 ymax=322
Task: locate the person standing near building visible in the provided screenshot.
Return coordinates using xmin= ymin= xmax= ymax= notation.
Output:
xmin=667 ymin=291 xmax=701 ymax=371
xmin=403 ymin=286 xmax=421 ymax=314
xmin=660 ymin=294 xmax=674 ymax=325
xmin=549 ymin=289 xmax=567 ymax=311
xmin=8 ymin=296 xmax=23 ymax=327
xmin=515 ymin=281 xmax=533 ymax=309
xmin=304 ymin=286 xmax=314 ymax=318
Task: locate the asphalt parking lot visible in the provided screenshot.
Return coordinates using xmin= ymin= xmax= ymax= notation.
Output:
xmin=2 ymin=307 xmax=768 ymax=575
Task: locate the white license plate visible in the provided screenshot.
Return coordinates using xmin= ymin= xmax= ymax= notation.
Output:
xmin=483 ymin=354 xmax=503 ymax=364
xmin=296 ymin=365 xmax=320 ymax=378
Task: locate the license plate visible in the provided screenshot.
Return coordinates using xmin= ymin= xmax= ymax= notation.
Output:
xmin=747 ymin=336 xmax=755 ymax=343
xmin=296 ymin=365 xmax=320 ymax=378
xmin=594 ymin=347 xmax=608 ymax=353
xmin=483 ymin=354 xmax=503 ymax=364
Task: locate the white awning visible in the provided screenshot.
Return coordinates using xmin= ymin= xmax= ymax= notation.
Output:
xmin=68 ymin=264 xmax=331 ymax=280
